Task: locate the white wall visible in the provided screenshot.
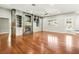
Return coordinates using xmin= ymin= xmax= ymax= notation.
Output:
xmin=0 ymin=8 xmax=11 ymax=18
xmin=43 ymin=13 xmax=76 ymax=34
xmin=39 ymin=17 xmax=43 ymax=31
xmin=75 ymin=14 xmax=79 ymax=33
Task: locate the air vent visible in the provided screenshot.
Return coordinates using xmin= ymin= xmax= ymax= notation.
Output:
xmin=32 ymin=4 xmax=36 ymax=6
xmin=45 ymin=13 xmax=48 ymax=15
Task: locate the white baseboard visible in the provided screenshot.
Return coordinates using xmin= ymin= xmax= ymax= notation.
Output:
xmin=0 ymin=32 xmax=9 ymax=34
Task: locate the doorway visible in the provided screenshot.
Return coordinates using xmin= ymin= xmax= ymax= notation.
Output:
xmin=23 ymin=15 xmax=33 ymax=34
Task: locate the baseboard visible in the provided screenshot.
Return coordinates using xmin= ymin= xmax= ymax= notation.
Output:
xmin=42 ymin=31 xmax=75 ymax=35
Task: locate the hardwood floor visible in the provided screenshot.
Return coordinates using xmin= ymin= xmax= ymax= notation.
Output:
xmin=0 ymin=33 xmax=10 ymax=53
xmin=0 ymin=32 xmax=79 ymax=54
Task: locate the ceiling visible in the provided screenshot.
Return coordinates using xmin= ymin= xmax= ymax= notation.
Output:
xmin=0 ymin=4 xmax=79 ymax=17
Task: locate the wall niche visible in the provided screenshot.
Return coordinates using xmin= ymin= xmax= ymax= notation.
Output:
xmin=34 ymin=16 xmax=39 ymax=27
xmin=16 ymin=15 xmax=22 ymax=27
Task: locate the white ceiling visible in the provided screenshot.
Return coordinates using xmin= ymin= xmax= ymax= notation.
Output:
xmin=0 ymin=4 xmax=79 ymax=17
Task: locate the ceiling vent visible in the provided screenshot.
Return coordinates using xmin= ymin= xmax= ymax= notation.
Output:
xmin=32 ymin=4 xmax=36 ymax=6
xmin=45 ymin=13 xmax=48 ymax=15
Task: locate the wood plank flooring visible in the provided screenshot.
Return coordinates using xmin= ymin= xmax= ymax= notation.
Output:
xmin=0 ymin=32 xmax=79 ymax=54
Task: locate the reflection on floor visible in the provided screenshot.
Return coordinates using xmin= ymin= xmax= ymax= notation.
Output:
xmin=0 ymin=32 xmax=79 ymax=54
xmin=0 ymin=33 xmax=10 ymax=53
